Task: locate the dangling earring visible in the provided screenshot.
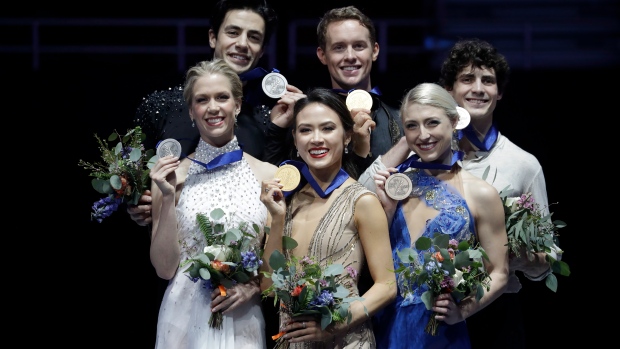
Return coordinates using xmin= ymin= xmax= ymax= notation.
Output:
xmin=191 ymin=119 xmax=195 ymax=128
xmin=344 ymin=145 xmax=349 ymax=154
xmin=234 ymin=111 xmax=239 ymax=128
xmin=296 ymin=149 xmax=299 ymax=157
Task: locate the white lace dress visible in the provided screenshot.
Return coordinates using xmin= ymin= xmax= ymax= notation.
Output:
xmin=155 ymin=137 xmax=267 ymax=349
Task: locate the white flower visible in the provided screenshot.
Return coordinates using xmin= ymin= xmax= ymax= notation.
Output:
xmin=204 ymin=244 xmax=232 ymax=261
xmin=505 ymin=197 xmax=519 ymax=211
xmin=453 ymin=269 xmax=465 ymax=286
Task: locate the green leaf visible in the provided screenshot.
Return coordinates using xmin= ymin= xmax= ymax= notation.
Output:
xmin=415 ymin=236 xmax=432 ymax=250
xmin=147 ymin=155 xmax=157 ymax=169
xmin=552 ymin=260 xmax=571 ymax=276
xmin=199 ymin=267 xmax=211 ymax=280
xmin=333 ymin=285 xmax=350 ymax=299
xmin=454 ymin=250 xmax=472 ymax=269
xmin=323 ymin=263 xmax=344 ymax=277
xmin=545 ymin=273 xmax=558 ymax=292
xmin=210 ymin=208 xmax=226 ymax=220
xmin=432 ymin=234 xmax=450 ymax=249
xmin=92 ymin=178 xmax=112 ymax=194
xmin=396 ymin=247 xmax=417 ymax=263
xmin=114 ymin=141 xmax=123 ymax=155
xmin=108 ymin=132 xmax=119 ymax=141
xmin=421 ymin=290 xmax=433 ymax=310
xmin=129 ymin=147 xmax=142 ymax=162
xmin=268 ymin=249 xmax=287 ymax=270
xmin=283 ymin=236 xmax=298 ymax=250
xmin=233 ymin=271 xmax=251 ymax=283
xmin=197 ymin=253 xmax=211 ymax=265
xmin=110 ymin=174 xmax=122 ymax=190
xmin=225 ymin=228 xmax=243 ymax=244
xmin=320 ymin=307 xmax=333 ymax=330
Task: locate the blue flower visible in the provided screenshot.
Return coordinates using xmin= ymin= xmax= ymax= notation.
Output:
xmin=241 ymin=251 xmax=263 ymax=271
xmin=309 ymin=289 xmax=335 ymax=308
xmin=91 ymin=196 xmax=122 ymax=223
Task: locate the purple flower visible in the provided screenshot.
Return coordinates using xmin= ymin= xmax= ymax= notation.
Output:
xmin=309 ymin=289 xmax=335 ymax=308
xmin=91 ymin=196 xmax=122 ymax=223
xmin=241 ymin=251 xmax=262 ymax=271
xmin=346 ymin=266 xmax=358 ymax=279
xmin=121 ymin=146 xmax=133 ymax=159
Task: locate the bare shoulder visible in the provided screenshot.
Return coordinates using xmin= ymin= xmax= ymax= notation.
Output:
xmin=244 ymin=152 xmax=278 ymax=183
xmin=461 ymin=170 xmax=500 ymax=204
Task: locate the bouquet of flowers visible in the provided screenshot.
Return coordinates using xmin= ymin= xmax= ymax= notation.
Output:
xmin=181 ymin=208 xmax=264 ymax=329
xmin=501 ymin=191 xmax=570 ymax=292
xmin=78 ymin=126 xmax=156 ymax=222
xmin=394 ymin=234 xmax=491 ymax=336
xmin=262 ymin=236 xmax=363 ymax=349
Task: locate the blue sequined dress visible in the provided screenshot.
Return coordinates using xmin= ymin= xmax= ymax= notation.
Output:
xmin=373 ymin=169 xmax=476 ymax=349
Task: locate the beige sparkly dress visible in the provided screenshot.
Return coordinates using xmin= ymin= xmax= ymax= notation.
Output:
xmin=155 ymin=137 xmax=267 ymax=349
xmin=282 ymin=182 xmax=376 ymax=349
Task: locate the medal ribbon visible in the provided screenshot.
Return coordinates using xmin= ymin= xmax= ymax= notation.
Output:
xmin=239 ymin=67 xmax=279 ymax=82
xmin=396 ymin=151 xmax=464 ymax=172
xmin=332 ymin=86 xmax=382 ymax=96
xmin=280 ymin=160 xmax=350 ymax=198
xmin=460 ymin=123 xmax=498 ymax=151
xmin=188 ymin=149 xmax=244 ymax=171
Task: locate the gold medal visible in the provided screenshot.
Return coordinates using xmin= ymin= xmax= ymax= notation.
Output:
xmin=345 ymin=89 xmax=373 ymax=111
xmin=274 ymin=164 xmax=301 ymax=191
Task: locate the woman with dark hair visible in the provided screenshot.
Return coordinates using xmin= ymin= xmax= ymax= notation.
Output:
xmin=259 ymin=88 xmax=396 ymax=348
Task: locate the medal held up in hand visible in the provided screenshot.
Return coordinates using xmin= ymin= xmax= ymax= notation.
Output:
xmin=274 ymin=164 xmax=301 ymax=191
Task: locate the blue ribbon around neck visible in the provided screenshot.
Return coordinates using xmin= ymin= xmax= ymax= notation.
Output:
xmin=280 ymin=160 xmax=350 ymax=198
xmin=332 ymin=86 xmax=382 ymax=96
xmin=460 ymin=123 xmax=498 ymax=152
xmin=396 ymin=151 xmax=464 ymax=172
xmin=239 ymin=67 xmax=279 ymax=82
xmin=187 ymin=148 xmax=244 ymax=171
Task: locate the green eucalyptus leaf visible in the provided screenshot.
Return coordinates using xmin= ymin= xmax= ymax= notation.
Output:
xmin=129 ymin=147 xmax=142 ymax=162
xmin=323 ymin=263 xmax=344 ymax=277
xmin=92 ymin=178 xmax=113 ymax=194
xmin=421 ymin=290 xmax=433 ymax=310
xmin=397 ymin=247 xmax=417 ymax=263
xmin=545 ymin=273 xmax=558 ymax=292
xmin=110 ymin=174 xmax=122 ymax=190
xmin=108 ymin=132 xmax=119 ymax=141
xmin=433 ymin=234 xmax=450 ymax=249
xmin=415 ymin=236 xmax=432 ymax=250
xmin=268 ymin=249 xmax=287 ymax=270
xmin=147 ymin=155 xmax=157 ymax=169
xmin=114 ymin=141 xmax=123 ymax=155
xmin=210 ymin=208 xmax=226 ymax=220
xmin=282 ymin=236 xmax=298 ymax=250
xmin=320 ymin=308 xmax=333 ymax=330
xmin=199 ymin=267 xmax=211 ymax=280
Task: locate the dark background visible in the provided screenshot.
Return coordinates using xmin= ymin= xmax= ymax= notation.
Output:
xmin=6 ymin=0 xmax=616 ymax=347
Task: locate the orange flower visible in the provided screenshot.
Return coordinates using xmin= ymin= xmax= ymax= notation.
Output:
xmin=115 ymin=176 xmax=129 ymax=196
xmin=218 ymin=284 xmax=227 ymax=297
xmin=291 ymin=285 xmax=304 ymax=297
xmin=272 ymin=331 xmax=286 ymax=340
xmin=433 ymin=251 xmax=444 ymax=262
xmin=211 ymin=260 xmax=230 ymax=273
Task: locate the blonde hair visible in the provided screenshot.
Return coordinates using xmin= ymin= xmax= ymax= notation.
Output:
xmin=182 ymin=58 xmax=243 ymax=107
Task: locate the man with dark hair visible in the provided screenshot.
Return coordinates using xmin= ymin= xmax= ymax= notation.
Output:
xmin=126 ymin=2 xmax=301 ymax=347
